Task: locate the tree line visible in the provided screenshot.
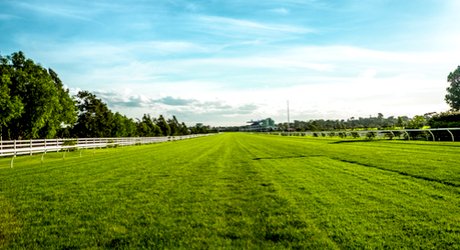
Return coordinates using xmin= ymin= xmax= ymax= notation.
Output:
xmin=278 ymin=111 xmax=460 ymax=132
xmin=277 ymin=113 xmax=429 ymax=131
xmin=279 ymin=65 xmax=460 ymax=132
xmin=0 ymin=51 xmax=212 ymax=140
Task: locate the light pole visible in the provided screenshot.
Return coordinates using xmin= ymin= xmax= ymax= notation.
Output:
xmin=287 ymin=100 xmax=290 ymax=133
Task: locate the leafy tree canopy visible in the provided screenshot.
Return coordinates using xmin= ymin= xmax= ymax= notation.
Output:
xmin=0 ymin=51 xmax=76 ymax=139
xmin=445 ymin=66 xmax=460 ymax=111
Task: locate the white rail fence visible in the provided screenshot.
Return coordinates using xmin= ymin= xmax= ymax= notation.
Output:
xmin=0 ymin=134 xmax=211 ymax=157
xmin=273 ymin=128 xmax=460 ymax=141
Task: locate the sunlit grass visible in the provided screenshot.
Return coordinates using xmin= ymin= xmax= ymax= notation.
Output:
xmin=1 ymin=134 xmax=460 ymax=248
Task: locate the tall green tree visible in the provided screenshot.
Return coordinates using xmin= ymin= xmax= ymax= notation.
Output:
xmin=179 ymin=122 xmax=189 ymax=135
xmin=111 ymin=112 xmax=129 ymax=137
xmin=123 ymin=117 xmax=138 ymax=137
xmin=0 ymin=57 xmax=24 ymax=131
xmin=73 ymin=91 xmax=113 ymax=138
xmin=137 ymin=114 xmax=161 ymax=136
xmin=0 ymin=51 xmax=76 ymax=139
xmin=406 ymin=115 xmax=426 ymax=129
xmin=156 ymin=115 xmax=171 ymax=136
xmin=445 ymin=66 xmax=460 ymax=111
xmin=167 ymin=115 xmax=180 ymax=136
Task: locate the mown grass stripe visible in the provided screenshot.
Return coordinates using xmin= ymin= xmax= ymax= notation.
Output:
xmin=0 ymin=133 xmax=460 ymax=248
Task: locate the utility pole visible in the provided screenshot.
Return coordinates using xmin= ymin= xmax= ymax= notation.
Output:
xmin=287 ymin=100 xmax=290 ymax=132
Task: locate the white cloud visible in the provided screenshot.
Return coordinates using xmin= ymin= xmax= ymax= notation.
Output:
xmin=195 ymin=15 xmax=313 ymax=39
xmin=16 ymin=2 xmax=94 ymax=21
xmin=22 ymin=38 xmax=457 ymax=126
xmin=0 ymin=13 xmax=18 ymax=20
xmin=89 ymin=89 xmax=261 ymax=125
xmin=269 ymin=8 xmax=290 ymax=15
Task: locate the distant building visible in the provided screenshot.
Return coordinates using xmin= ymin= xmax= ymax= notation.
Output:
xmin=240 ymin=118 xmax=276 ymax=132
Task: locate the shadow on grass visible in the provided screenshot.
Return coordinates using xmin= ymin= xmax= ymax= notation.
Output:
xmin=332 ymin=157 xmax=460 ymax=188
xmin=331 ymin=139 xmax=460 ymax=147
xmin=253 ymin=155 xmax=324 ymax=161
xmin=330 ymin=140 xmax=376 ymax=144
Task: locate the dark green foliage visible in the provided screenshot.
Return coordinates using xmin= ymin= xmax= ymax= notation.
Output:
xmin=71 ymin=92 xmax=197 ymax=138
xmin=180 ymin=122 xmax=190 ymax=135
xmin=0 ymin=52 xmax=232 ymax=139
xmin=0 ymin=51 xmax=76 ymax=139
xmin=383 ymin=132 xmax=395 ymax=140
xmin=406 ymin=115 xmax=427 ymax=129
xmin=351 ymin=132 xmax=360 ymax=138
xmin=190 ymin=123 xmax=215 ymax=134
xmin=167 ymin=116 xmax=180 ymax=136
xmin=137 ymin=114 xmax=161 ymax=137
xmin=406 ymin=131 xmax=432 ymax=141
xmin=366 ymin=131 xmax=376 ymax=140
xmin=393 ymin=131 xmax=402 ymax=138
xmin=428 ymin=112 xmax=460 ymax=128
xmin=62 ymin=140 xmax=78 ymax=151
xmin=156 ymin=115 xmax=171 ymax=136
xmin=106 ymin=139 xmax=118 ymax=148
xmin=73 ymin=91 xmax=114 ymax=138
xmin=445 ymin=66 xmax=460 ymax=110
xmin=283 ymin=114 xmax=411 ymax=131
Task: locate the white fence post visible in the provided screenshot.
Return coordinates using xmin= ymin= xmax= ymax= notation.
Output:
xmin=447 ymin=129 xmax=455 ymax=142
xmin=11 ymin=154 xmax=16 ymax=168
xmin=427 ymin=130 xmax=435 ymax=141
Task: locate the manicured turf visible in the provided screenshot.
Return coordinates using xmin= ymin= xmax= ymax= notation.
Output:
xmin=1 ymin=133 xmax=460 ymax=249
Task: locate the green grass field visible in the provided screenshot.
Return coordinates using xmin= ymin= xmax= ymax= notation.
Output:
xmin=1 ymin=133 xmax=460 ymax=249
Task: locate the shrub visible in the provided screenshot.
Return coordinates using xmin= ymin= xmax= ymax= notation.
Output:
xmin=62 ymin=140 xmax=77 ymax=151
xmin=406 ymin=131 xmax=432 ymax=141
xmin=428 ymin=112 xmax=460 ymax=128
xmin=383 ymin=132 xmax=394 ymax=140
xmin=366 ymin=132 xmax=376 ymax=140
xmin=107 ymin=139 xmax=118 ymax=148
xmin=393 ymin=131 xmax=402 ymax=138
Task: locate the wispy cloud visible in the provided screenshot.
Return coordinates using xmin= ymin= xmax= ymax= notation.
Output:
xmin=156 ymin=96 xmax=196 ymax=106
xmin=16 ymin=2 xmax=94 ymax=21
xmin=91 ymin=89 xmax=260 ymax=123
xmin=195 ymin=15 xmax=313 ymax=40
xmin=36 ymin=40 xmax=207 ymax=62
xmin=4 ymin=0 xmax=458 ymax=125
xmin=269 ymin=8 xmax=290 ymax=15
xmin=0 ymin=13 xmax=18 ymax=20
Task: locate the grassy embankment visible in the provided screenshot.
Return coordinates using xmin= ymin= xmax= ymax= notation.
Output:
xmin=1 ymin=133 xmax=460 ymax=249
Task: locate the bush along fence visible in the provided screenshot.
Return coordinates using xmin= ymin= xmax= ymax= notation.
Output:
xmin=271 ymin=128 xmax=460 ymax=141
xmin=0 ymin=134 xmax=212 ymax=159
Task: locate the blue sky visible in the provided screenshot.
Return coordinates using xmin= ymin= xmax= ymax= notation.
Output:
xmin=1 ymin=0 xmax=459 ymax=126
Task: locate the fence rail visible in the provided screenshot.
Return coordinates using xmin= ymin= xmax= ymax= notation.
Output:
xmin=0 ymin=134 xmax=211 ymax=157
xmin=272 ymin=128 xmax=460 ymax=141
